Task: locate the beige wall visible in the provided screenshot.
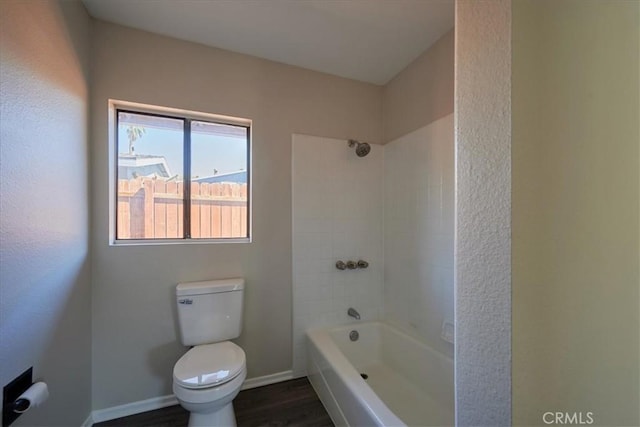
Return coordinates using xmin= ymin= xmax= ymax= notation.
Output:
xmin=383 ymin=29 xmax=454 ymax=143
xmin=90 ymin=20 xmax=382 ymax=409
xmin=0 ymin=1 xmax=92 ymax=425
xmin=512 ymin=1 xmax=640 ymax=425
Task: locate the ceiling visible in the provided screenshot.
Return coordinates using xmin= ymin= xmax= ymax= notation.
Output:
xmin=82 ymin=0 xmax=454 ymax=85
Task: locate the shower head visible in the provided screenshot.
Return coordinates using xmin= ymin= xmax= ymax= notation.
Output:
xmin=348 ymin=139 xmax=371 ymax=157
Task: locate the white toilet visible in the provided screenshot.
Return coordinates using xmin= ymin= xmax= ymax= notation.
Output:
xmin=173 ymin=278 xmax=246 ymax=427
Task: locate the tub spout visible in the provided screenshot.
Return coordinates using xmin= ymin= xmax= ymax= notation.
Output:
xmin=348 ymin=307 xmax=361 ymax=320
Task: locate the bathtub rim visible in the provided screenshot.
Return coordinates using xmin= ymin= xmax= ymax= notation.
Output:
xmin=307 ymin=321 xmax=408 ymax=427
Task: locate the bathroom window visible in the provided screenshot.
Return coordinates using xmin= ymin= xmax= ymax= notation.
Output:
xmin=111 ymin=101 xmax=251 ymax=244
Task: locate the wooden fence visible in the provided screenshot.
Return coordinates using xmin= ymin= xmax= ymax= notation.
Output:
xmin=117 ymin=177 xmax=248 ymax=239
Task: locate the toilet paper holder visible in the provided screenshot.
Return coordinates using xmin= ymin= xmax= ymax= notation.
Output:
xmin=2 ymin=367 xmax=33 ymax=427
xmin=12 ymin=397 xmax=30 ymax=414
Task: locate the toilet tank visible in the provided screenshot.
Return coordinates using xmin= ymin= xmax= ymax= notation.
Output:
xmin=176 ymin=278 xmax=244 ymax=346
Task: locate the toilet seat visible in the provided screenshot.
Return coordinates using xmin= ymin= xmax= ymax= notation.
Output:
xmin=173 ymin=341 xmax=245 ymax=389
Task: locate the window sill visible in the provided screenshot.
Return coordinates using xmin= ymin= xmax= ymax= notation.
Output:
xmin=110 ymin=238 xmax=251 ymax=246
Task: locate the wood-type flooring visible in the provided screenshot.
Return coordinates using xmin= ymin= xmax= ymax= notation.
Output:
xmin=94 ymin=377 xmax=334 ymax=427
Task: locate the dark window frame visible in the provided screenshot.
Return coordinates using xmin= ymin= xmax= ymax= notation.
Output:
xmin=114 ymin=106 xmax=251 ymax=243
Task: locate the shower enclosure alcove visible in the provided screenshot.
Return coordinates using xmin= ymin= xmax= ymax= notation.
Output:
xmin=291 ymin=113 xmax=454 ymax=425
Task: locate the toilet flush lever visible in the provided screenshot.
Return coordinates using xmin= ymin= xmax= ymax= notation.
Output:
xmin=178 ymin=299 xmax=193 ymax=305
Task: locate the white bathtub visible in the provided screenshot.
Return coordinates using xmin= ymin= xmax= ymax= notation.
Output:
xmin=306 ymin=322 xmax=454 ymax=427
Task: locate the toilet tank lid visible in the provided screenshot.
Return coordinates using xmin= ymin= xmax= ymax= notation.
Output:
xmin=176 ymin=278 xmax=244 ymax=296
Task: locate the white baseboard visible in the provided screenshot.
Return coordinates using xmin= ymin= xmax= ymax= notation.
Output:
xmin=91 ymin=394 xmax=178 ymax=424
xmin=88 ymin=370 xmax=294 ymax=425
xmin=241 ymin=370 xmax=294 ymax=390
xmin=80 ymin=413 xmax=94 ymax=427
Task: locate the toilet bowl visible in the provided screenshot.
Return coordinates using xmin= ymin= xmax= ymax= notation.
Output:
xmin=173 ymin=341 xmax=247 ymax=427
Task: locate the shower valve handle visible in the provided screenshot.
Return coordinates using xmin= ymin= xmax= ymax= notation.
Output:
xmin=336 ymin=260 xmax=369 ymax=270
xmin=357 ymin=260 xmax=369 ymax=269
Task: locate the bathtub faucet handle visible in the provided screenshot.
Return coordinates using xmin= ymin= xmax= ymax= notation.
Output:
xmin=336 ymin=261 xmax=347 ymax=270
xmin=348 ymin=307 xmax=361 ymax=320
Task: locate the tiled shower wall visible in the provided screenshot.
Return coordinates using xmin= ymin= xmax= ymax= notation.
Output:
xmin=383 ymin=114 xmax=454 ymax=358
xmin=292 ymin=116 xmax=453 ymax=376
xmin=292 ymin=134 xmax=383 ymax=377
